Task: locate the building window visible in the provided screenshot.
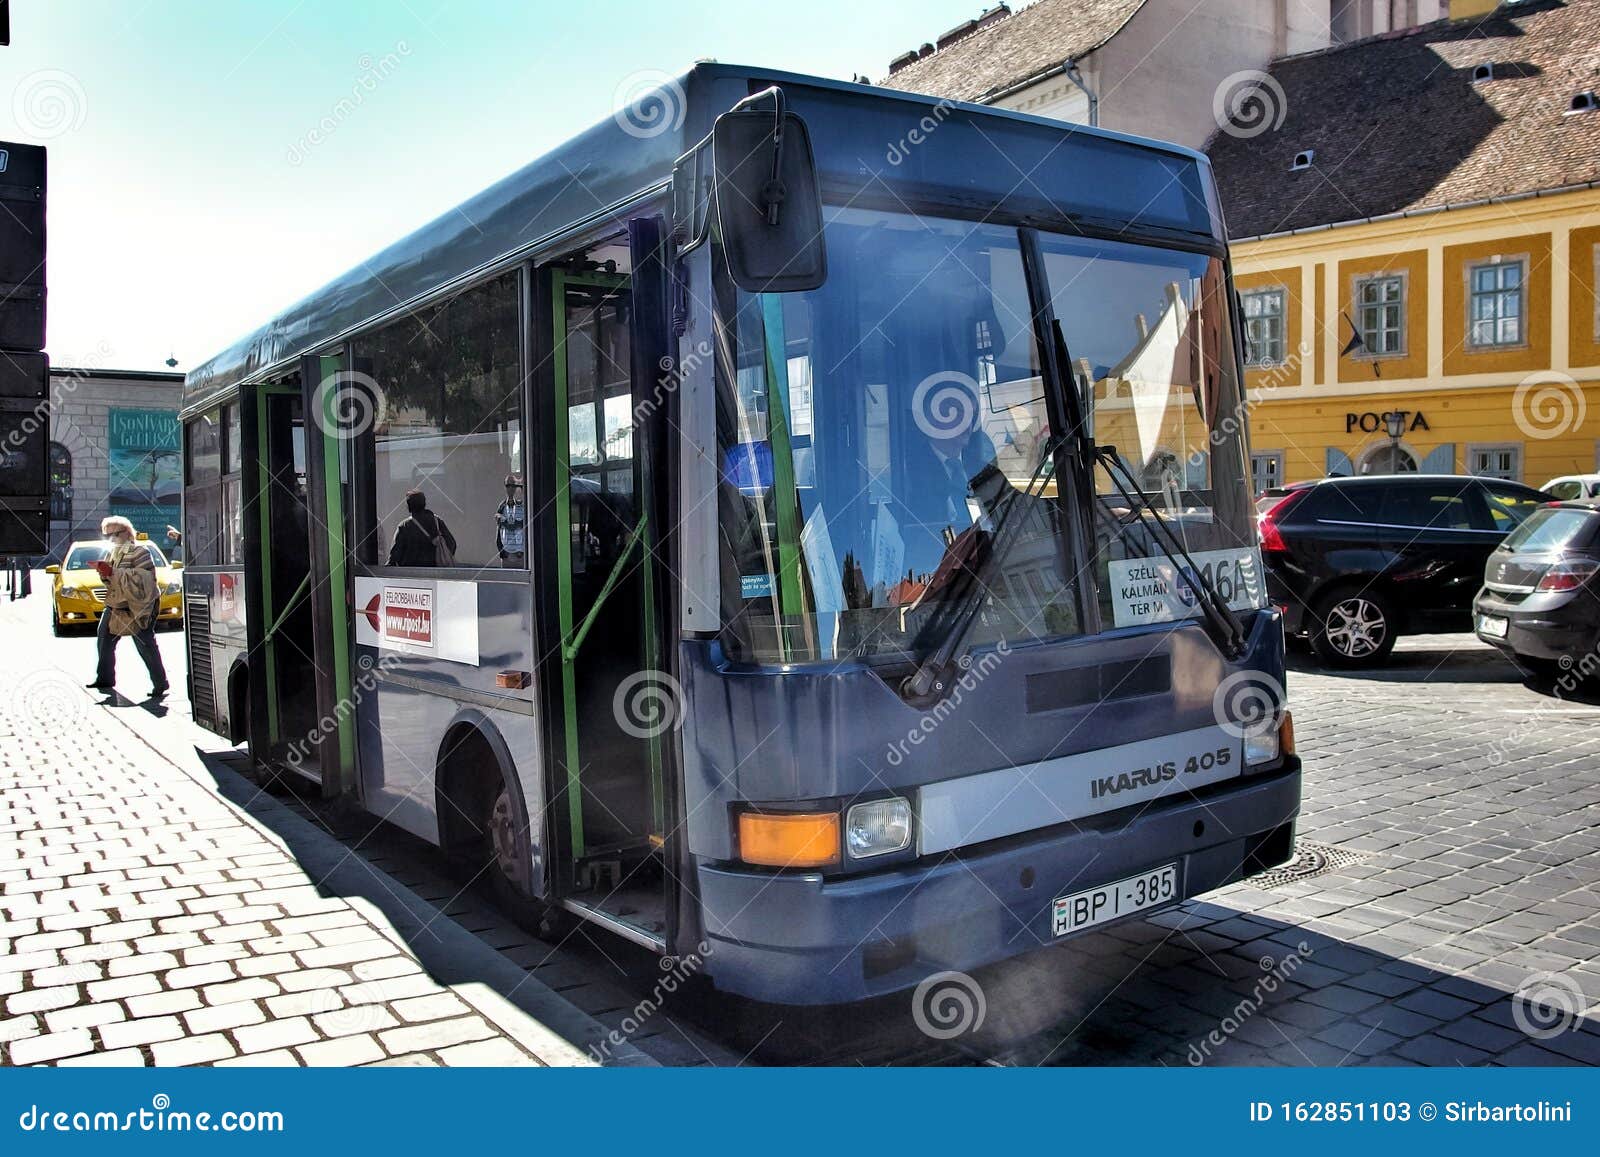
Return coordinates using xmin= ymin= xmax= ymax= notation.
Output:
xmin=48 ymin=442 xmax=72 ymax=521
xmin=1468 ymin=258 xmax=1525 ymax=348
xmin=1241 ymin=288 xmax=1286 ymax=367
xmin=1356 ymin=274 xmax=1405 ymax=355
xmin=1251 ymin=451 xmax=1284 ymax=496
xmin=1468 ymin=443 xmax=1522 ymax=482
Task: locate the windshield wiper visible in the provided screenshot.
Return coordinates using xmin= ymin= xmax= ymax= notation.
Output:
xmin=901 ymin=431 xmax=1067 ymax=704
xmin=1093 ymin=446 xmax=1249 ymax=660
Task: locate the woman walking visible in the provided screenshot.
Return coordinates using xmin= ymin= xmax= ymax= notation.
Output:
xmin=87 ymin=516 xmax=169 ymax=699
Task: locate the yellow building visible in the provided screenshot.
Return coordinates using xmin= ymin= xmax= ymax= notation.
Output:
xmin=1209 ymin=0 xmax=1600 ymax=494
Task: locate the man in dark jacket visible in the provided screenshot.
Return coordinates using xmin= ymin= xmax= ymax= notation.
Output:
xmin=388 ymin=490 xmax=457 ymax=567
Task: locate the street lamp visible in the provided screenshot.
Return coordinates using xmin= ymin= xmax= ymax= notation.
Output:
xmin=1383 ymin=410 xmax=1406 ymax=441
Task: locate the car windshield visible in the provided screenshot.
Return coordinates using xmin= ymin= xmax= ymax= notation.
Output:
xmin=64 ymin=545 xmax=111 ymax=570
xmin=64 ymin=542 xmax=167 ymax=570
xmin=1501 ymin=508 xmax=1600 ymax=555
xmin=713 ymin=207 xmax=1259 ymax=665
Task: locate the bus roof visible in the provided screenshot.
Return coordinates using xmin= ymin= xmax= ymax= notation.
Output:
xmin=183 ymin=62 xmax=1219 ymax=416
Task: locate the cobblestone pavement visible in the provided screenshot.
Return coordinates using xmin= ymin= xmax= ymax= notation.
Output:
xmin=3 ymin=574 xmax=1598 ymax=1067
xmin=0 ymin=589 xmax=691 ymax=1068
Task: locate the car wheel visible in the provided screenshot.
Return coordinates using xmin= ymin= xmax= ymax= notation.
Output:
xmin=1311 ymin=587 xmax=1398 ymax=667
xmin=50 ymin=606 xmax=64 ymax=636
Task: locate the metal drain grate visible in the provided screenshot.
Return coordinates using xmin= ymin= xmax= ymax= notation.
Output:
xmin=1253 ymin=840 xmax=1367 ymax=889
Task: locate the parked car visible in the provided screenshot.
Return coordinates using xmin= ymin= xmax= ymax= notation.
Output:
xmin=1539 ymin=473 xmax=1600 ymax=502
xmin=1258 ymin=474 xmax=1547 ymax=666
xmin=1473 ymin=501 xmax=1600 ymax=680
xmin=45 ymin=537 xmax=184 ymax=636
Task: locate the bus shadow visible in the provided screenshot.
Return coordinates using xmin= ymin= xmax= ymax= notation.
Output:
xmin=187 ymin=745 xmax=1595 ymax=1067
xmin=694 ymin=904 xmax=1596 ymax=1067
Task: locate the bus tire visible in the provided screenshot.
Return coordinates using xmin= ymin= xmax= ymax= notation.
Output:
xmin=1310 ymin=585 xmax=1397 ymax=668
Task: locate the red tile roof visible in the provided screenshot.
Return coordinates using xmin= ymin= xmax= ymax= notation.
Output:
xmin=1208 ymin=0 xmax=1600 ymax=239
xmin=880 ymin=0 xmax=1147 ymax=104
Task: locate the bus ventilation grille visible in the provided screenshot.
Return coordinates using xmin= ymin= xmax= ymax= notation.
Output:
xmin=1252 ymin=840 xmax=1365 ymax=889
xmin=186 ymin=596 xmax=215 ymax=727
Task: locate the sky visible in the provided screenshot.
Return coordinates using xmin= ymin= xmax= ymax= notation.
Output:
xmin=0 ymin=0 xmax=979 ymax=373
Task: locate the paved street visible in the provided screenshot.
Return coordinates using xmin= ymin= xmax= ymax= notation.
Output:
xmin=2 ymin=575 xmax=1597 ymax=1066
xmin=0 ymin=582 xmax=694 ymax=1068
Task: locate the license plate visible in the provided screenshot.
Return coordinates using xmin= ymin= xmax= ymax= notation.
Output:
xmin=1053 ymin=863 xmax=1179 ymax=936
xmin=1477 ymin=614 xmax=1508 ymax=639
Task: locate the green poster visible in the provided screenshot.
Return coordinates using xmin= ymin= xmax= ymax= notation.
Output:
xmin=107 ymin=407 xmax=181 ymax=538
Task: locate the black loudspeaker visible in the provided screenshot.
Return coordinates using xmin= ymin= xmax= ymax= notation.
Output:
xmin=0 ymin=351 xmax=48 ymax=555
xmin=0 ymin=351 xmax=47 ymax=398
xmin=0 ymin=141 xmax=46 ymax=352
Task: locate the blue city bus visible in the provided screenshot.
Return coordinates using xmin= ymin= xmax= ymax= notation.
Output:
xmin=179 ymin=64 xmax=1302 ymax=1005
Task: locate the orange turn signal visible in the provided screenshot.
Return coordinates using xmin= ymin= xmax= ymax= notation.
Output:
xmin=1279 ymin=711 xmax=1296 ymax=757
xmin=737 ymin=811 xmax=840 ymax=868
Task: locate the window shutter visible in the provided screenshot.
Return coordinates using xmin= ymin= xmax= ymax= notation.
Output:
xmin=1325 ymin=448 xmax=1353 ymax=477
xmin=1419 ymin=443 xmax=1456 ymax=474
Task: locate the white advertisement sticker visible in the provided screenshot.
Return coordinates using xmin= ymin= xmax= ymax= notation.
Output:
xmin=354 ymin=577 xmax=480 ymax=664
xmin=1107 ymin=546 xmax=1264 ymax=629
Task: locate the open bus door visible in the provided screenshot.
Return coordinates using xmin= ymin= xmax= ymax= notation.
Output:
xmin=297 ymin=352 xmax=359 ymax=798
xmin=239 ymin=376 xmax=318 ymax=784
xmin=542 ymin=219 xmax=674 ymax=947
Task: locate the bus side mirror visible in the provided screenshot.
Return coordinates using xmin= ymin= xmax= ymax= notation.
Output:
xmin=706 ymin=88 xmax=827 ymax=294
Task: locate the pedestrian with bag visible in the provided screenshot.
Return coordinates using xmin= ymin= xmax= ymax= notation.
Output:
xmin=87 ymin=516 xmax=169 ymax=698
xmin=387 ymin=489 xmax=457 ymax=567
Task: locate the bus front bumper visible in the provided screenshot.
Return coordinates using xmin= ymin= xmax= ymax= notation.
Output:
xmin=694 ymin=762 xmax=1301 ymax=1006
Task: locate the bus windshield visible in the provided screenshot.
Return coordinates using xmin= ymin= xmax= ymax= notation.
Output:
xmin=715 ymin=207 xmax=1258 ymax=666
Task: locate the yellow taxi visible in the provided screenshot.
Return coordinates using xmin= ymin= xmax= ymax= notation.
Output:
xmin=46 ymin=536 xmax=185 ymax=635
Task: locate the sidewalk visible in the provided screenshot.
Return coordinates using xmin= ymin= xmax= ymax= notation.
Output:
xmin=0 ymin=637 xmax=642 ymax=1067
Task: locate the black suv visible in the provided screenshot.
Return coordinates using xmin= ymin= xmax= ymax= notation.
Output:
xmin=1259 ymin=475 xmax=1547 ymax=666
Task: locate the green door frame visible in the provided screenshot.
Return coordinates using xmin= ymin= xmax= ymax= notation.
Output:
xmin=313 ymin=354 xmax=358 ymax=791
xmin=550 ymin=268 xmax=663 ymax=859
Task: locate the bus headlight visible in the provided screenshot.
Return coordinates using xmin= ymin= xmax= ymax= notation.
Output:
xmin=1245 ymin=711 xmax=1294 ymax=767
xmin=846 ymin=798 xmax=913 ymax=859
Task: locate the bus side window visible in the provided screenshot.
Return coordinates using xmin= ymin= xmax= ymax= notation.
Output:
xmin=353 ymin=270 xmax=524 ymax=569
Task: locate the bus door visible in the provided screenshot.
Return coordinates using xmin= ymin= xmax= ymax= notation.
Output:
xmin=241 ymin=379 xmax=324 ymax=783
xmin=546 ymin=228 xmax=671 ymax=941
xmin=297 ymin=353 xmax=359 ymax=797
